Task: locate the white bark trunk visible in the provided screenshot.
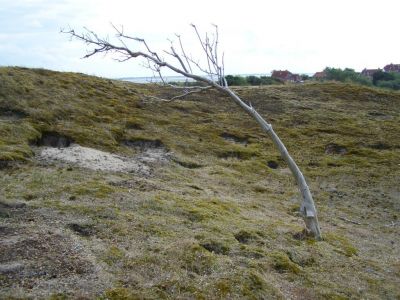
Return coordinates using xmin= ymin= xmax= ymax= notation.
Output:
xmin=221 ymin=87 xmax=322 ymax=239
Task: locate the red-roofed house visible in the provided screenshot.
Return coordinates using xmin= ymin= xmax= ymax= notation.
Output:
xmin=361 ymin=68 xmax=380 ymax=78
xmin=313 ymin=71 xmax=326 ymax=80
xmin=383 ymin=64 xmax=400 ymax=73
xmin=271 ymin=70 xmax=301 ymax=82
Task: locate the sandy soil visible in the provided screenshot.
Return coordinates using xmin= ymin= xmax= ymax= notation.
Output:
xmin=36 ymin=144 xmax=170 ymax=173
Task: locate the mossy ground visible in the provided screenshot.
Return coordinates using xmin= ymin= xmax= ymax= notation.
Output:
xmin=0 ymin=67 xmax=399 ymax=299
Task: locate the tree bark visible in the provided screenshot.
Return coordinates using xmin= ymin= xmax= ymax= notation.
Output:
xmin=220 ymin=87 xmax=322 ymax=239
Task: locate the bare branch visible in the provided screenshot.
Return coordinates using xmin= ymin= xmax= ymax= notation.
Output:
xmin=191 ymin=24 xmax=215 ymax=78
xmin=176 ymin=34 xmax=193 ymax=74
xmin=167 ymin=44 xmax=189 ymax=73
xmin=185 ymin=55 xmax=217 ymax=76
xmin=142 ymin=86 xmax=213 ymax=102
xmin=338 ymin=216 xmax=363 ymax=225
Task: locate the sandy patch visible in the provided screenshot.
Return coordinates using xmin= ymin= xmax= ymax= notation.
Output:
xmin=37 ymin=144 xmax=170 ymax=173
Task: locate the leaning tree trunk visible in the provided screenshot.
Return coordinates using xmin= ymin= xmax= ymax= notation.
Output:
xmin=64 ymin=24 xmax=322 ymax=239
xmin=221 ymin=87 xmax=322 ymax=239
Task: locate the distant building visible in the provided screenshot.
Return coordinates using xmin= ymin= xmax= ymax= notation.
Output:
xmin=271 ymin=70 xmax=301 ymax=82
xmin=361 ymin=68 xmax=380 ymax=78
xmin=313 ymin=71 xmax=326 ymax=80
xmin=383 ymin=63 xmax=400 ymax=73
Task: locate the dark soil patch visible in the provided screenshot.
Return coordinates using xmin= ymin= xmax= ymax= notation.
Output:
xmin=267 ymin=160 xmax=279 ymax=169
xmin=234 ymin=230 xmax=259 ymax=244
xmin=0 ymin=200 xmax=26 ymax=209
xmin=292 ymin=229 xmax=314 ymax=241
xmin=308 ymin=161 xmax=320 ymax=167
xmin=368 ymin=111 xmax=386 ymax=117
xmin=173 ymin=158 xmax=203 ymax=169
xmin=35 ymin=132 xmax=73 ymax=148
xmin=218 ymin=150 xmax=252 ymax=160
xmin=200 ymin=241 xmax=229 ymax=255
xmin=0 ymin=200 xmax=26 ymax=218
xmin=0 ymin=226 xmax=15 ymax=236
xmin=0 ymin=108 xmax=27 ymax=120
xmin=325 ymin=143 xmax=348 ymax=155
xmin=172 ymin=106 xmax=191 ymax=114
xmin=220 ymin=132 xmax=249 ymax=145
xmin=0 ymin=208 xmax=9 ymax=218
xmin=187 ymin=184 xmax=203 ymax=191
xmin=317 ymin=128 xmax=338 ymax=134
xmin=122 ymin=138 xmax=164 ymax=149
xmin=67 ymin=223 xmax=96 ymax=237
xmin=367 ymin=111 xmax=393 ymax=120
xmin=367 ymin=142 xmax=392 ymax=150
xmin=0 ymin=231 xmax=93 ymax=289
xmin=108 ymin=179 xmax=159 ymax=192
xmin=125 ymin=123 xmax=143 ymax=130
xmin=0 ymin=160 xmax=10 ymax=170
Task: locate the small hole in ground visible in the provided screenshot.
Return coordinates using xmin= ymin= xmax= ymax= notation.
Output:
xmin=35 ymin=132 xmax=73 ymax=148
xmin=267 ymin=160 xmax=279 ymax=169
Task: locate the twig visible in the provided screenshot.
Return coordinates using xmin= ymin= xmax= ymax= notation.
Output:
xmin=338 ymin=216 xmax=363 ymax=225
xmin=141 ymin=86 xmax=212 ymax=102
xmin=384 ymin=221 xmax=399 ymax=227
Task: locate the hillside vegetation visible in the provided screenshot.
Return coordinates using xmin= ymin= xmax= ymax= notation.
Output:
xmin=0 ymin=67 xmax=399 ymax=299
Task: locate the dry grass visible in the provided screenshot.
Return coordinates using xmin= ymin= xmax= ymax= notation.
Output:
xmin=0 ymin=67 xmax=399 ymax=299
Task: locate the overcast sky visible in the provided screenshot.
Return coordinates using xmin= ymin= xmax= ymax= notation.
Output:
xmin=1 ymin=0 xmax=399 ymax=78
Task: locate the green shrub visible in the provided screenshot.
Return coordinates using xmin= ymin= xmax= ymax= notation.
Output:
xmin=376 ymin=79 xmax=400 ymax=90
xmin=324 ymin=67 xmax=372 ymax=87
xmin=246 ymin=75 xmax=262 ymax=85
xmin=372 ymin=70 xmax=395 ymax=85
xmin=373 ymin=70 xmax=400 ymax=90
xmin=225 ymin=75 xmax=247 ymax=86
xmin=225 ymin=75 xmax=283 ymax=86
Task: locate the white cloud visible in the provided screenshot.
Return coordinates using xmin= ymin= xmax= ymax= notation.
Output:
xmin=0 ymin=0 xmax=399 ymax=77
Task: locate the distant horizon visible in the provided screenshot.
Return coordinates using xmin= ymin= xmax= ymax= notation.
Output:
xmin=1 ymin=63 xmax=397 ymax=83
xmin=117 ymin=63 xmax=399 ymax=83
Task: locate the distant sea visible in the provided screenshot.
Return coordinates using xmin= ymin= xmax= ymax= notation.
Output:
xmin=118 ymin=73 xmax=274 ymax=83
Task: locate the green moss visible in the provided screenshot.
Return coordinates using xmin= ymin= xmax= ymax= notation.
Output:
xmin=181 ymin=243 xmax=216 ymax=275
xmin=270 ymin=251 xmax=302 ymax=274
xmin=103 ymin=288 xmax=142 ymax=300
xmin=0 ymin=121 xmax=40 ymax=160
xmin=226 ymin=270 xmax=283 ymax=299
xmin=214 ymin=279 xmax=232 ymax=297
xmin=324 ymin=233 xmax=358 ymax=257
xmin=68 ymin=180 xmax=116 ymax=198
xmin=234 ymin=229 xmax=261 ymax=244
xmin=104 ymin=245 xmax=125 ymax=266
xmin=48 ymin=293 xmax=68 ymax=300
xmin=199 ymin=239 xmax=231 ymax=255
xmin=183 ymin=198 xmax=240 ymax=222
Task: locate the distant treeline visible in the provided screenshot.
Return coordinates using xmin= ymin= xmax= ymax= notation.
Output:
xmin=168 ymin=75 xmax=284 ymax=87
xmin=224 ymin=75 xmax=283 ymax=86
xmin=168 ymin=69 xmax=400 ymax=91
xmin=322 ymin=67 xmax=400 ymax=91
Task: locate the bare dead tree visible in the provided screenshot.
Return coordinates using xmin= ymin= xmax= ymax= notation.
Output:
xmin=63 ymin=24 xmax=322 ymax=239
